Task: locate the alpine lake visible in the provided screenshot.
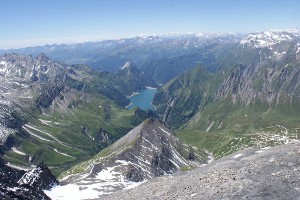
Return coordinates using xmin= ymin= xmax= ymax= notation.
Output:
xmin=126 ymin=87 xmax=157 ymax=110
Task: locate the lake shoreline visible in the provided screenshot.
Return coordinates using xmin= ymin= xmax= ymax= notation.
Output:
xmin=125 ymin=87 xmax=157 ymax=110
xmin=125 ymin=102 xmax=133 ymax=109
xmin=145 ymin=86 xmax=157 ymax=90
xmin=126 ymin=92 xmax=140 ymax=98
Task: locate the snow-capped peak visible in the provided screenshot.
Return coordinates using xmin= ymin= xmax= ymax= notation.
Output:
xmin=240 ymin=29 xmax=300 ymax=48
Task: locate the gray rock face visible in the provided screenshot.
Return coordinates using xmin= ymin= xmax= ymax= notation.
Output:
xmin=0 ymin=159 xmax=54 ymax=200
xmin=217 ymin=59 xmax=300 ymax=106
xmin=153 ymin=30 xmax=300 ymax=129
xmin=60 ymin=119 xmax=209 ymax=196
xmin=106 ymin=142 xmax=300 ymax=200
xmin=113 ymin=61 xmax=158 ymax=96
xmin=216 ymin=31 xmax=300 ymax=106
xmin=86 ymin=119 xmax=205 ymax=182
xmin=18 ymin=162 xmax=58 ymax=190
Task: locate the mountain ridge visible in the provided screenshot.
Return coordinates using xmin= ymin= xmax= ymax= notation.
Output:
xmin=0 ymin=53 xmax=155 ymax=176
xmin=152 ymin=31 xmax=300 ymax=158
xmin=105 ymin=142 xmax=300 ymax=200
xmin=46 ymin=119 xmax=210 ymax=199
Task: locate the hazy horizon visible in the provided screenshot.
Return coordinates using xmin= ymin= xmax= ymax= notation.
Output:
xmin=1 ymin=0 xmax=299 ymax=49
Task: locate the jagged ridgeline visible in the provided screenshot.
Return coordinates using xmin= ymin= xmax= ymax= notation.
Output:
xmin=154 ymin=30 xmax=300 ymax=159
xmin=0 ymin=157 xmax=57 ymax=199
xmin=0 ymin=33 xmax=242 ymax=73
xmin=53 ymin=119 xmax=210 ymax=198
xmin=1 ymin=29 xmax=300 ymax=199
xmin=0 ymin=53 xmax=155 ymax=175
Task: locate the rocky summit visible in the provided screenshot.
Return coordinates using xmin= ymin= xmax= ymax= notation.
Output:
xmin=0 ymin=159 xmax=56 ymax=199
xmin=18 ymin=162 xmax=58 ymax=190
xmin=46 ymin=119 xmax=210 ymax=199
xmin=106 ymin=142 xmax=300 ymax=200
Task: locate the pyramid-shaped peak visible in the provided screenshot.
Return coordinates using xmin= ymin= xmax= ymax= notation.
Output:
xmin=121 ymin=61 xmax=133 ymax=70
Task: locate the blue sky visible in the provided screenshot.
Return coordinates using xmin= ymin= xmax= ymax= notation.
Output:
xmin=0 ymin=0 xmax=299 ymax=49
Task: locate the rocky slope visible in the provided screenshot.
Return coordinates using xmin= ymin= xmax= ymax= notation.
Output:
xmin=152 ymin=29 xmax=300 ymax=158
xmin=154 ymin=29 xmax=300 ymax=124
xmin=45 ymin=119 xmax=210 ymax=199
xmin=106 ymin=142 xmax=300 ymax=200
xmin=112 ymin=61 xmax=157 ymax=96
xmin=0 ymin=53 xmax=153 ymax=175
xmin=0 ymin=158 xmax=56 ymax=199
xmin=153 ymin=65 xmax=217 ymax=128
xmin=18 ymin=162 xmax=58 ymax=190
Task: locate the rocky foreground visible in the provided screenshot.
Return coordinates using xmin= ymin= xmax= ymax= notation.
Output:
xmin=0 ymin=161 xmax=57 ymax=199
xmin=106 ymin=142 xmax=300 ymax=200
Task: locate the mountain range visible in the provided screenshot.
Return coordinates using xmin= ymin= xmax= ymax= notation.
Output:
xmin=153 ymin=29 xmax=300 ymax=158
xmin=0 ymin=33 xmax=242 ymax=73
xmin=1 ymin=29 xmax=300 ymax=199
xmin=0 ymin=53 xmax=155 ymax=177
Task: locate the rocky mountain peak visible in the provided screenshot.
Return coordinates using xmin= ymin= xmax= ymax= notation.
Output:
xmin=121 ymin=61 xmax=133 ymax=70
xmin=120 ymin=61 xmax=138 ymax=75
xmin=53 ymin=119 xmax=209 ymax=199
xmin=18 ymin=161 xmax=58 ymax=190
xmin=112 ymin=61 xmax=157 ymax=96
xmin=0 ymin=159 xmax=55 ymax=199
xmin=240 ymin=29 xmax=300 ymax=48
xmin=0 ymin=53 xmax=67 ymax=82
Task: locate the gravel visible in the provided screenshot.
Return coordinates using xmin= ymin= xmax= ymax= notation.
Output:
xmin=106 ymin=142 xmax=300 ymax=200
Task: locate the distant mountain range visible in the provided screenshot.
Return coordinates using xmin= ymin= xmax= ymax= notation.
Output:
xmin=0 ymin=33 xmax=242 ymax=73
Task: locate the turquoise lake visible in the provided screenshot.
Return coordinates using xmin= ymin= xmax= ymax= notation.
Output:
xmin=126 ymin=88 xmax=157 ymax=110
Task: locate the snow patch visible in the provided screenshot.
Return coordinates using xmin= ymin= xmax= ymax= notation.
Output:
xmin=38 ymin=119 xmax=53 ymax=126
xmin=22 ymin=126 xmax=52 ymax=142
xmin=12 ymin=147 xmax=26 ymax=155
xmin=47 ymin=160 xmax=146 ymax=199
xmin=18 ymin=167 xmax=43 ymax=186
xmin=232 ymin=154 xmax=243 ymax=159
xmin=255 ymin=150 xmax=264 ymax=154
xmin=158 ymin=126 xmax=171 ymax=136
xmin=95 ymin=166 xmax=122 ymax=180
xmin=121 ymin=61 xmax=132 ymax=70
xmin=44 ymin=184 xmax=102 ymax=200
xmin=240 ymin=30 xmax=298 ymax=48
xmin=145 ymin=86 xmax=157 ymax=90
xmin=6 ymin=163 xmax=31 ymax=171
xmin=206 ymin=121 xmax=215 ymax=132
xmin=53 ymin=149 xmax=75 ymax=158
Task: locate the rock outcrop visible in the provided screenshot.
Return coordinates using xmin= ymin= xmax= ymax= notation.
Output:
xmin=106 ymin=142 xmax=300 ymax=200
xmin=0 ymin=159 xmax=56 ymax=199
xmin=86 ymin=119 xmax=207 ymax=182
xmin=54 ymin=119 xmax=209 ymax=199
xmin=18 ymin=162 xmax=59 ymax=190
